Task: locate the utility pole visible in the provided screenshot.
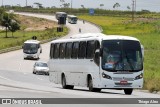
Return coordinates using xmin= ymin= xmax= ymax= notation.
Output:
xmin=26 ymin=0 xmax=28 ymax=7
xmin=132 ymin=0 xmax=135 ymax=21
xmin=2 ymin=0 xmax=3 ymax=7
xmin=71 ymin=0 xmax=72 ymax=9
xmin=135 ymin=0 xmax=136 ymax=12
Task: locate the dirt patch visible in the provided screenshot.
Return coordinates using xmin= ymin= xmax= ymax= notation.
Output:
xmin=15 ymin=15 xmax=58 ymax=31
xmin=122 ymin=17 xmax=158 ymax=25
xmin=135 ymin=17 xmax=158 ymax=22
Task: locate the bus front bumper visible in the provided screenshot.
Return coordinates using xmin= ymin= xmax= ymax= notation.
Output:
xmin=99 ymin=78 xmax=143 ymax=89
xmin=24 ymin=54 xmax=38 ymax=59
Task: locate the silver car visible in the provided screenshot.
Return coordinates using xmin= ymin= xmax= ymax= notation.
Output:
xmin=33 ymin=61 xmax=49 ymax=75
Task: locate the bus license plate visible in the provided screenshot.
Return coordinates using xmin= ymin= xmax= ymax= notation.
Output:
xmin=120 ymin=80 xmax=128 ymax=84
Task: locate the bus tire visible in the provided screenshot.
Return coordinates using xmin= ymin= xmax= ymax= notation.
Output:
xmin=33 ymin=70 xmax=36 ymax=74
xmin=88 ymin=77 xmax=100 ymax=92
xmin=124 ymin=89 xmax=133 ymax=95
xmin=62 ymin=74 xmax=67 ymax=89
xmin=68 ymin=85 xmax=74 ymax=89
xmin=94 ymin=88 xmax=101 ymax=92
xmin=62 ymin=74 xmax=74 ymax=89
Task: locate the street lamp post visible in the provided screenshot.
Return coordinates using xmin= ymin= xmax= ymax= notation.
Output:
xmin=71 ymin=0 xmax=72 ymax=8
xmin=2 ymin=0 xmax=3 ymax=7
xmin=26 ymin=0 xmax=27 ymax=7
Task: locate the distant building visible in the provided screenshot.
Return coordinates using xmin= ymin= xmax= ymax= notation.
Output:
xmin=24 ymin=6 xmax=32 ymax=8
xmin=4 ymin=5 xmax=11 ymax=8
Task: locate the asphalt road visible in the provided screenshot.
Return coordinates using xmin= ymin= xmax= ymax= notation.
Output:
xmin=0 ymin=13 xmax=159 ymax=106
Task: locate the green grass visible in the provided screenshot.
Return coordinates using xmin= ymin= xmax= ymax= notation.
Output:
xmin=0 ymin=28 xmax=68 ymax=50
xmin=79 ymin=14 xmax=160 ymax=92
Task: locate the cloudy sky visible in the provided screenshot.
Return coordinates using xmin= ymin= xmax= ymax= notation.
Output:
xmin=2 ymin=0 xmax=160 ymax=12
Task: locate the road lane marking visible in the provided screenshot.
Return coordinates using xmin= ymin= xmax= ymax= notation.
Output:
xmin=23 ymin=72 xmax=27 ymax=75
xmin=36 ymin=77 xmax=43 ymax=81
xmin=0 ymin=75 xmax=12 ymax=81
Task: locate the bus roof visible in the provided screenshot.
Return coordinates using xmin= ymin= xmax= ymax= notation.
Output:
xmin=51 ymin=33 xmax=140 ymax=43
xmin=24 ymin=40 xmax=40 ymax=44
xmin=56 ymin=12 xmax=67 ymax=14
xmin=56 ymin=12 xmax=66 ymax=13
xmin=68 ymin=15 xmax=77 ymax=18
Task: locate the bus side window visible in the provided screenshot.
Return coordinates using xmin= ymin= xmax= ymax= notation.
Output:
xmin=78 ymin=41 xmax=87 ymax=59
xmin=71 ymin=42 xmax=79 ymax=59
xmin=38 ymin=44 xmax=40 ymax=48
xmin=95 ymin=40 xmax=100 ymax=50
xmin=86 ymin=41 xmax=95 ymax=59
xmin=53 ymin=43 xmax=59 ymax=59
xmin=94 ymin=41 xmax=100 ymax=66
xmin=50 ymin=44 xmax=54 ymax=59
xmin=59 ymin=43 xmax=66 ymax=59
xmin=65 ymin=42 xmax=72 ymax=59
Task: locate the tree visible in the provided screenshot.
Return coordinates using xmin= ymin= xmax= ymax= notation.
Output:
xmin=9 ymin=21 xmax=20 ymax=37
xmin=81 ymin=5 xmax=85 ymax=9
xmin=127 ymin=6 xmax=131 ymax=10
xmin=62 ymin=3 xmax=70 ymax=8
xmin=34 ymin=2 xmax=43 ymax=8
xmin=0 ymin=8 xmax=5 ymax=15
xmin=113 ymin=3 xmax=120 ymax=10
xmin=0 ymin=12 xmax=18 ymax=38
xmin=1 ymin=13 xmax=12 ymax=38
xmin=60 ymin=0 xmax=65 ymax=8
xmin=17 ymin=4 xmax=21 ymax=7
xmin=100 ymin=4 xmax=104 ymax=9
xmin=60 ymin=0 xmax=65 ymax=2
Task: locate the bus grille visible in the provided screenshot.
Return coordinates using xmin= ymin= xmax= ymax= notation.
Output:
xmin=113 ymin=77 xmax=134 ymax=81
xmin=115 ymin=83 xmax=132 ymax=86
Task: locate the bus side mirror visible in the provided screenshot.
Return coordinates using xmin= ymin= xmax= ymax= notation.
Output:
xmin=22 ymin=46 xmax=23 ymax=49
xmin=94 ymin=49 xmax=100 ymax=66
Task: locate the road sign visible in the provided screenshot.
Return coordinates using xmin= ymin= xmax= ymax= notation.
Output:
xmin=89 ymin=8 xmax=95 ymax=15
xmin=32 ymin=36 xmax=37 ymax=40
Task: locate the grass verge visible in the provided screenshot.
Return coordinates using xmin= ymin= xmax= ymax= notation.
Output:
xmin=79 ymin=14 xmax=160 ymax=92
xmin=0 ymin=14 xmax=68 ymax=50
xmin=0 ymin=28 xmax=68 ymax=50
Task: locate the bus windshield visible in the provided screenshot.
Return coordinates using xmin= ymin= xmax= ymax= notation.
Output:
xmin=71 ymin=17 xmax=77 ymax=21
xmin=23 ymin=43 xmax=38 ymax=54
xmin=102 ymin=40 xmax=143 ymax=72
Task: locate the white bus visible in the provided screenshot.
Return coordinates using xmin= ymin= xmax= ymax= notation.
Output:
xmin=48 ymin=33 xmax=144 ymax=95
xmin=23 ymin=40 xmax=42 ymax=60
xmin=67 ymin=15 xmax=78 ymax=24
xmin=55 ymin=12 xmax=67 ymax=20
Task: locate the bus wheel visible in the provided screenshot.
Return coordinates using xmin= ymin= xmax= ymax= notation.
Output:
xmin=33 ymin=70 xmax=36 ymax=74
xmin=124 ymin=89 xmax=133 ymax=95
xmin=62 ymin=75 xmax=67 ymax=89
xmin=95 ymin=88 xmax=101 ymax=92
xmin=88 ymin=77 xmax=101 ymax=92
xmin=68 ymin=85 xmax=74 ymax=89
xmin=88 ymin=77 xmax=93 ymax=91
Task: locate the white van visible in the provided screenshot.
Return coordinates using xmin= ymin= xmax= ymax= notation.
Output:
xmin=23 ymin=40 xmax=42 ymax=59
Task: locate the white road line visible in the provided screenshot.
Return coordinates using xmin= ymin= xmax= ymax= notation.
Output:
xmin=19 ymin=61 xmax=22 ymax=71
xmin=0 ymin=75 xmax=12 ymax=81
xmin=36 ymin=77 xmax=43 ymax=81
xmin=23 ymin=72 xmax=27 ymax=75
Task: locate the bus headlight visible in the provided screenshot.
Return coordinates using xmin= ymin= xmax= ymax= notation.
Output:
xmin=102 ymin=72 xmax=112 ymax=80
xmin=135 ymin=73 xmax=143 ymax=80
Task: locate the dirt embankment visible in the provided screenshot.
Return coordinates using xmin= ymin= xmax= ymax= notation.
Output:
xmin=15 ymin=15 xmax=58 ymax=31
